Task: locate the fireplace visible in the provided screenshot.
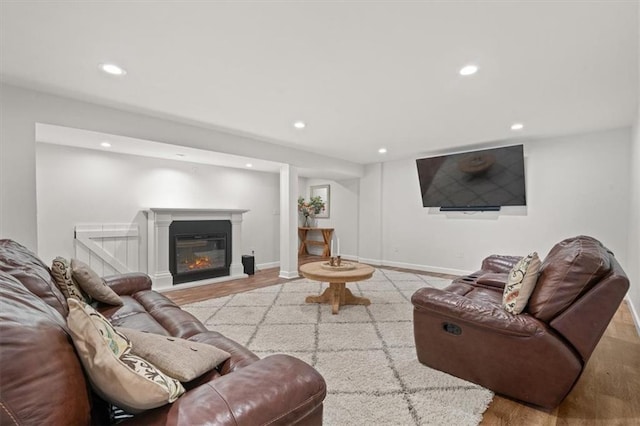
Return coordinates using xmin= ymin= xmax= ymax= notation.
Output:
xmin=169 ymin=220 xmax=231 ymax=284
xmin=146 ymin=208 xmax=248 ymax=290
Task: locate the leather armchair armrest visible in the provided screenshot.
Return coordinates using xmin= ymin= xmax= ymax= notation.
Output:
xmin=102 ymin=273 xmax=152 ymax=296
xmin=412 ymin=287 xmax=546 ymax=337
xmin=480 ymin=255 xmax=523 ymax=273
xmin=121 ymin=354 xmax=326 ymax=426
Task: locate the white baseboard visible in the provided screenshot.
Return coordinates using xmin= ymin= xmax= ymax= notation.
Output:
xmin=256 ymin=261 xmax=279 ymax=270
xmin=279 ymin=270 xmax=300 ymax=279
xmin=379 ymin=259 xmax=471 ymax=277
xmin=626 ymin=295 xmax=640 ymax=337
xmin=262 ymin=257 xmax=469 ymax=278
xmin=339 ymin=254 xmax=358 ymax=262
xmin=357 ymin=257 xmax=383 ymax=266
xmin=353 ymin=257 xmax=469 ymax=276
xmin=157 ymin=272 xmax=248 ymax=293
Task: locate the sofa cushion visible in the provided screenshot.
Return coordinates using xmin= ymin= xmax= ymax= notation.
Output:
xmin=502 ymin=252 xmax=541 ymax=314
xmin=118 ymin=327 xmax=231 ymax=382
xmin=188 ymin=331 xmax=261 ymax=376
xmin=51 ymin=256 xmax=90 ymax=303
xmin=99 ymin=290 xmax=209 ymax=339
xmin=67 ymin=299 xmax=185 ymax=413
xmin=480 ymin=255 xmax=524 ymax=273
xmin=0 ymin=239 xmax=68 ymax=316
xmin=528 ymin=236 xmax=611 ymax=322
xmin=0 ymin=271 xmax=91 ymax=425
xmin=101 ymin=298 xmax=173 ymax=336
xmin=71 ymin=258 xmax=123 ymax=306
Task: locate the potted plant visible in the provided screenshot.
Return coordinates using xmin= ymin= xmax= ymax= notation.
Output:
xmin=298 ymin=196 xmax=325 ymax=227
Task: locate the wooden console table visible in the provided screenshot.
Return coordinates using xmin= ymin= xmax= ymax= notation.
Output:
xmin=298 ymin=227 xmax=334 ymax=257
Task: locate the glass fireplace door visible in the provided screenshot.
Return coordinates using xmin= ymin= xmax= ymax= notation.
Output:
xmin=175 ymin=234 xmax=226 ymax=275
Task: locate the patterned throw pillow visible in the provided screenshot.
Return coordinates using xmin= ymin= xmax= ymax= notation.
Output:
xmin=502 ymin=252 xmax=541 ymax=314
xmin=117 ymin=327 xmax=231 ymax=382
xmin=66 ymin=299 xmax=185 ymax=413
xmin=71 ymin=259 xmax=123 ymax=306
xmin=51 ymin=257 xmax=90 ymax=303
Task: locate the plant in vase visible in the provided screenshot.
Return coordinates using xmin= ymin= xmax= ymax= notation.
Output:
xmin=298 ymin=196 xmax=325 ymax=227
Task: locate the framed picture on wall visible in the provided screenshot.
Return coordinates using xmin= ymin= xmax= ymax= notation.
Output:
xmin=310 ymin=184 xmax=330 ymax=218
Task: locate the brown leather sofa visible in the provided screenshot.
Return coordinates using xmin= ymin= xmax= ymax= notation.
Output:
xmin=411 ymin=235 xmax=630 ymax=408
xmin=0 ymin=239 xmax=326 ymax=425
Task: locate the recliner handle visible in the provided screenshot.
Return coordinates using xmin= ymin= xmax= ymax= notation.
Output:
xmin=443 ymin=322 xmax=462 ymax=335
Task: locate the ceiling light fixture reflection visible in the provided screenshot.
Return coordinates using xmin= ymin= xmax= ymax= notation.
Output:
xmin=100 ymin=142 xmax=111 ymax=148
xmin=459 ymin=65 xmax=478 ymax=76
xmin=293 ymin=121 xmax=306 ymax=129
xmin=100 ymin=63 xmax=126 ymax=76
xmin=378 ymin=148 xmax=387 ymax=154
xmin=510 ymin=123 xmax=524 ymax=131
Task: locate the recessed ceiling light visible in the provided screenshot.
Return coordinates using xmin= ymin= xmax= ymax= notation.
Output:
xmin=100 ymin=141 xmax=111 ymax=148
xmin=246 ymin=163 xmax=253 ymax=168
xmin=378 ymin=148 xmax=387 ymax=154
xmin=293 ymin=121 xmax=306 ymax=129
xmin=510 ymin=123 xmax=524 ymax=131
xmin=459 ymin=65 xmax=478 ymax=76
xmin=100 ymin=63 xmax=126 ymax=76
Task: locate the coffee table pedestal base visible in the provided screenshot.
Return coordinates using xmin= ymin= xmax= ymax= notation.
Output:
xmin=305 ymin=282 xmax=371 ymax=314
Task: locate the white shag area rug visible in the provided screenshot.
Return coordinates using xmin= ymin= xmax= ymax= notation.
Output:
xmin=182 ymin=268 xmax=494 ymax=426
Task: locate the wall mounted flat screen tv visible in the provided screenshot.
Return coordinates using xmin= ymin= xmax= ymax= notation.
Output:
xmin=416 ymin=144 xmax=526 ymax=211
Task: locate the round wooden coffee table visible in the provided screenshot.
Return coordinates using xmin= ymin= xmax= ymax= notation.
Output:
xmin=299 ymin=261 xmax=375 ymax=314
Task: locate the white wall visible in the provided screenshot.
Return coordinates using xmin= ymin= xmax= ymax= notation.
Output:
xmin=35 ymin=143 xmax=280 ymax=270
xmin=627 ymin=11 xmax=640 ymax=333
xmin=0 ymin=86 xmax=39 ymax=249
xmin=4 ymin=82 xmax=637 ymax=316
xmin=299 ymin=178 xmax=360 ymax=259
xmin=629 ymin=119 xmax=640 ymax=332
xmin=0 ymin=83 xmax=362 ymax=253
xmin=375 ymin=128 xmax=631 ymax=274
xmin=628 ymin=20 xmax=640 ymax=329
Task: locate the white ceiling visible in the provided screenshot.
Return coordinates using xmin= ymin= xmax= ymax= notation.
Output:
xmin=1 ymin=1 xmax=638 ymax=165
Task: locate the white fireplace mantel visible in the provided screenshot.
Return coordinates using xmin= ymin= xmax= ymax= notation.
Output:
xmin=146 ymin=208 xmax=249 ymax=290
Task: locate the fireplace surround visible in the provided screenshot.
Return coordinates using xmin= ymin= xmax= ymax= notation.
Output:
xmin=146 ymin=208 xmax=248 ymax=290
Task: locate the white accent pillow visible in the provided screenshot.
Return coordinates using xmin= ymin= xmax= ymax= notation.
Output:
xmin=66 ymin=299 xmax=184 ymax=413
xmin=502 ymin=252 xmax=541 ymax=314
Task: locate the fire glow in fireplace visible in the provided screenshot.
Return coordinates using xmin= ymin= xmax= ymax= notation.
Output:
xmin=169 ymin=220 xmax=231 ymax=284
xmin=176 ymin=234 xmax=225 ymax=273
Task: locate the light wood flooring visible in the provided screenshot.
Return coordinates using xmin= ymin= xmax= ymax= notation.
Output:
xmin=164 ymin=255 xmax=640 ymax=425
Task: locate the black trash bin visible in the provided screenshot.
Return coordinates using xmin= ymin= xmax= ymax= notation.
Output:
xmin=242 ymin=255 xmax=255 ymax=275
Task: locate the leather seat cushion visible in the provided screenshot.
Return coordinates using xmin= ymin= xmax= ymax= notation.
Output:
xmin=99 ymin=291 xmax=209 ymax=338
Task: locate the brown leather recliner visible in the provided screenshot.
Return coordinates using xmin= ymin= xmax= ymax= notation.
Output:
xmin=0 ymin=239 xmax=326 ymax=425
xmin=411 ymin=236 xmax=630 ymax=408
